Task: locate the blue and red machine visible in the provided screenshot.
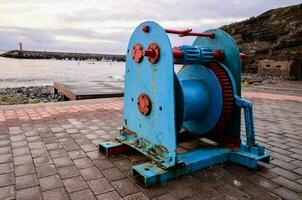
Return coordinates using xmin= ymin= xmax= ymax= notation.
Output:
xmin=99 ymin=21 xmax=270 ymax=187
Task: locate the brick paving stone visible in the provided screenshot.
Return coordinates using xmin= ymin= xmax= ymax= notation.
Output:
xmin=86 ymin=151 xmax=101 ymax=160
xmin=46 ymin=143 xmax=62 ymax=151
xmin=190 ymin=184 xmax=222 ymax=200
xmin=36 ymin=164 xmax=57 ymax=178
xmin=139 ymin=185 xmax=167 ymax=199
xmin=16 ymin=186 xmax=42 ymax=200
xmin=152 ymin=193 xmax=176 ymax=200
xmin=11 ymin=141 xmax=27 ymax=149
xmin=27 ymin=136 xmax=41 ymax=143
xmin=271 ymin=167 xmax=300 ymax=180
xmin=0 ymin=162 xmax=13 ymax=175
xmin=53 ymin=156 xmax=73 ymax=168
xmin=13 ymin=147 xmax=30 ymax=157
xmin=42 ymin=187 xmax=69 ymax=200
xmin=111 ymin=178 xmax=140 ymax=196
xmin=0 ymin=154 xmax=12 ymax=164
xmin=63 ymin=176 xmax=88 ymax=193
xmin=49 ymin=149 xmax=67 ymax=158
xmin=0 ymin=173 xmax=14 ymax=187
xmin=0 ymin=146 xmax=11 ymax=155
xmin=246 ymin=174 xmax=279 ymax=192
xmin=87 ymin=177 xmax=114 ymax=195
xmin=16 ymin=174 xmax=38 ymax=190
xmin=31 ymin=148 xmax=49 ymax=158
xmin=80 ymin=167 xmax=103 ymax=181
xmin=217 ymin=184 xmax=251 ymax=200
xmin=271 ymin=159 xmax=298 ymax=170
xmin=67 ymin=150 xmax=87 ymax=160
xmin=97 ymin=191 xmax=122 ymax=200
xmin=63 ymin=143 xmax=81 ymax=152
xmin=0 ymin=185 xmax=15 ymax=200
xmin=81 ymin=143 xmax=97 ymax=152
xmin=274 ymin=187 xmax=302 ymax=200
xmin=0 ymin=140 xmax=10 ymax=147
xmin=43 ymin=137 xmax=58 ymax=144
xmin=101 ymin=167 xmax=126 ymax=181
xmin=28 ymin=141 xmax=45 ymax=150
xmin=293 ymin=167 xmax=302 ymax=176
xmin=93 ymin=158 xmax=114 ymax=170
xmin=39 ymin=174 xmax=63 ymax=191
xmin=13 ymin=154 xmax=32 ymax=166
xmin=58 ymin=165 xmax=80 ymax=179
xmin=113 ymin=159 xmax=132 ymax=171
xmin=242 ymin=185 xmax=281 ymax=200
xmin=69 ymin=189 xmax=96 ymax=200
xmin=15 ymin=163 xmax=35 ymax=176
xmin=33 ymin=156 xmax=53 ymax=167
xmin=74 ymin=157 xmax=94 ymax=169
xmin=272 ymin=176 xmax=302 ymax=193
xmin=124 ymin=192 xmax=149 ymax=200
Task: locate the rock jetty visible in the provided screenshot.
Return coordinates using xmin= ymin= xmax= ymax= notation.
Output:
xmin=0 ymin=50 xmax=126 ymax=61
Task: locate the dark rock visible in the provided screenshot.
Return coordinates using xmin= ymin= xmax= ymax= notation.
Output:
xmin=222 ymin=4 xmax=302 ymax=80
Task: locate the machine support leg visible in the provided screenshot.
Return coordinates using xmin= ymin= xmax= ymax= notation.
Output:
xmin=235 ymin=96 xmax=255 ymax=147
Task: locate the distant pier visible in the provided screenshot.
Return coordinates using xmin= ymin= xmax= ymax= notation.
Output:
xmin=0 ymin=50 xmax=126 ymax=61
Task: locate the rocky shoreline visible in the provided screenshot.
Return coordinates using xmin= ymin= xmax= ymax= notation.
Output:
xmin=0 ymin=86 xmax=63 ymax=105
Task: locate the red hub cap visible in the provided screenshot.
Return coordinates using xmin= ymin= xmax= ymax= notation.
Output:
xmin=132 ymin=43 xmax=143 ymax=63
xmin=137 ymin=93 xmax=151 ymax=116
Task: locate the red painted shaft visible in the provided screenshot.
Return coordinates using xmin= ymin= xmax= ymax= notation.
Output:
xmin=173 ymin=47 xmax=184 ymax=59
xmin=165 ymin=28 xmax=192 ymax=34
xmin=179 ymin=32 xmax=214 ymax=39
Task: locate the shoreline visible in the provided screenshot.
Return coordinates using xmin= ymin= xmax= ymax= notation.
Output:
xmin=0 ymin=85 xmax=63 ymax=105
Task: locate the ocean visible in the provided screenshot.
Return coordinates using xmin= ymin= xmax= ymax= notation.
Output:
xmin=0 ymin=50 xmax=125 ymax=88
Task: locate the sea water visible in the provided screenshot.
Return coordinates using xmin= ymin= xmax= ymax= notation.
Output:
xmin=0 ymin=51 xmax=125 ymax=88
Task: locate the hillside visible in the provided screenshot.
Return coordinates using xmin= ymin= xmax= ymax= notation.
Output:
xmin=221 ymin=4 xmax=302 ymax=79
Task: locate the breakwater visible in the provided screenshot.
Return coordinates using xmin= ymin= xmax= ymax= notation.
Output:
xmin=0 ymin=50 xmax=126 ymax=61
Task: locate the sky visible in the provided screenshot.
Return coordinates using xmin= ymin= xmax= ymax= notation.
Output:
xmin=0 ymin=0 xmax=300 ymax=54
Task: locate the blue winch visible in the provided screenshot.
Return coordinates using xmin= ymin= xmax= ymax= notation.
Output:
xmin=99 ymin=21 xmax=270 ymax=187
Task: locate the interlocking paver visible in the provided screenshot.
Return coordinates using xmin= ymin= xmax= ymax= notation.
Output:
xmin=96 ymin=191 xmax=122 ymax=200
xmin=69 ymin=189 xmax=96 ymax=200
xmin=0 ymin=94 xmax=301 ymax=200
xmin=111 ymin=178 xmax=140 ymax=196
xmin=87 ymin=177 xmax=114 ymax=195
xmin=16 ymin=186 xmax=42 ymax=200
xmin=101 ymin=167 xmax=126 ymax=181
xmin=80 ymin=167 xmax=103 ymax=181
xmin=0 ymin=173 xmax=14 ymax=187
xmin=0 ymin=162 xmax=13 ymax=175
xmin=0 ymin=185 xmax=15 ymax=200
xmin=15 ymin=163 xmax=35 ymax=176
xmin=58 ymin=165 xmax=80 ymax=179
xmin=63 ymin=176 xmax=88 ymax=193
xmin=42 ymin=187 xmax=69 ymax=200
xmin=73 ymin=158 xmax=93 ymax=169
xmin=36 ymin=164 xmax=57 ymax=178
xmin=15 ymin=174 xmax=38 ymax=190
xmin=39 ymin=175 xmax=63 ymax=191
xmin=33 ymin=156 xmax=53 ymax=167
xmin=53 ymin=156 xmax=73 ymax=168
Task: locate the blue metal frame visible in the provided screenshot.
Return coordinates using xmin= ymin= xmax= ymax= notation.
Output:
xmin=98 ymin=21 xmax=270 ymax=187
xmin=120 ymin=21 xmax=177 ymax=168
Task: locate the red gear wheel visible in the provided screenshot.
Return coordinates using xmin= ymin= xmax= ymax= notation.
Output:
xmin=207 ymin=62 xmax=236 ymax=145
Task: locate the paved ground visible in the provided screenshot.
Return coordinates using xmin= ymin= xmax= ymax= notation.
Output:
xmin=0 ymin=92 xmax=301 ymax=200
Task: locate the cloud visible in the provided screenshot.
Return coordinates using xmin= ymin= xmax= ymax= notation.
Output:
xmin=0 ymin=0 xmax=300 ymax=53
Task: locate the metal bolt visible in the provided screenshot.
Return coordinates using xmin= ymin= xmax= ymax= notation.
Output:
xmin=142 ymin=25 xmax=149 ymax=32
